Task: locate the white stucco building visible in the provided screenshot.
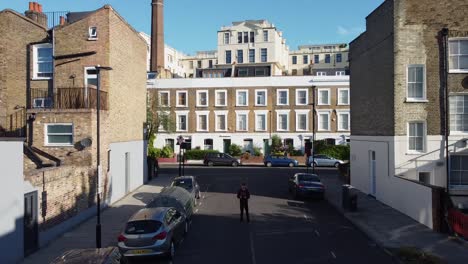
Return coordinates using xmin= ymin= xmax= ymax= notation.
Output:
xmin=289 ymin=44 xmax=349 ymax=76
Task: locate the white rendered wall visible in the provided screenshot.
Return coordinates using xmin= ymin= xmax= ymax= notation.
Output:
xmin=155 ymin=132 xmax=348 ymax=154
xmin=351 ymin=136 xmax=434 ymax=228
xmin=0 ymin=140 xmax=25 ymax=263
xmin=107 ymin=140 xmax=146 ymax=204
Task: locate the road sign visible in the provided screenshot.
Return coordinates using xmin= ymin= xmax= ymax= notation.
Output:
xmin=176 ymin=135 xmax=184 ymax=145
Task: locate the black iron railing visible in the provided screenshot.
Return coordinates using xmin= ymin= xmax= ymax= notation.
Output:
xmin=29 ymin=87 xmax=108 ymax=110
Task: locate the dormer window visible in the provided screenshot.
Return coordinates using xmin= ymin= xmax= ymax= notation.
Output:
xmin=88 ymin=27 xmax=98 ymax=40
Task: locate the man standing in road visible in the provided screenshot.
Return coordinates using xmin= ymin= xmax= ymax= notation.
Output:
xmin=237 ymin=183 xmax=250 ymax=222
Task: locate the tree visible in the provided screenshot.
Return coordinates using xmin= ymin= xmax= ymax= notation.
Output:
xmin=270 ymin=134 xmax=283 ymax=154
xmin=146 ymin=91 xmax=176 ymax=140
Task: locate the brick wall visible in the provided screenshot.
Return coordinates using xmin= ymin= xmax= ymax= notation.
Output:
xmin=25 ymin=166 xmax=98 ymax=231
xmin=0 ymin=10 xmax=47 ymax=129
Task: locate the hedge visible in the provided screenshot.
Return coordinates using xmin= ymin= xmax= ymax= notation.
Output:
xmin=315 ymin=141 xmax=350 ymax=161
xmin=184 ymin=149 xmax=219 ymax=160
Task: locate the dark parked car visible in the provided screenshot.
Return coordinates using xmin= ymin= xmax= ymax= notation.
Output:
xmin=118 ymin=207 xmax=188 ymax=260
xmin=288 ymin=173 xmax=325 ymax=199
xmin=308 ymin=155 xmax=344 ymax=167
xmin=51 ymin=247 xmax=127 ymax=264
xmin=171 ymin=176 xmax=201 ymax=201
xmin=203 ymin=153 xmax=241 ymax=167
xmin=264 ymin=155 xmax=299 ymax=167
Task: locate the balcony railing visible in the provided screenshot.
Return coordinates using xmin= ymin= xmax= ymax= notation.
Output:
xmin=29 ymin=87 xmax=108 ymax=110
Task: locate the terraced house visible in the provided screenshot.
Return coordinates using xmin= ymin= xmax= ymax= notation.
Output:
xmin=0 ymin=3 xmax=147 ymax=261
xmin=148 ymin=75 xmax=350 ymax=154
xmin=350 ymin=0 xmax=468 ymax=230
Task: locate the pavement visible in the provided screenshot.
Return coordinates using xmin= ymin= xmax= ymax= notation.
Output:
xmin=21 ymin=175 xmax=173 ymax=264
xmin=319 ymin=170 xmax=468 ymax=264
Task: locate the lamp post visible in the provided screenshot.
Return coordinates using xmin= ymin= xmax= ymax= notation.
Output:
xmin=95 ymin=65 xmax=112 ymax=249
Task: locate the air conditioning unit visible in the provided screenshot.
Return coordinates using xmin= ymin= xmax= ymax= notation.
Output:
xmin=33 ymin=98 xmax=52 ymax=108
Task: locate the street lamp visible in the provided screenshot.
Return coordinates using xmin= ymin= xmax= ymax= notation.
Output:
xmin=95 ymin=65 xmax=112 ymax=249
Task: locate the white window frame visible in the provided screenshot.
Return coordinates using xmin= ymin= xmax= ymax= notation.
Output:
xmin=236 ymin=110 xmax=249 ymax=131
xmin=295 ymin=89 xmax=308 ymax=105
xmin=196 ymin=111 xmax=210 ymax=132
xmin=449 ymin=38 xmax=468 ymax=73
xmin=337 ymin=110 xmax=350 ymax=131
xmin=449 ymin=155 xmax=468 ymax=189
xmin=84 ymin=66 xmax=97 ymax=88
xmin=295 ymin=110 xmax=309 ymax=132
xmin=277 ymin=89 xmax=289 ymax=106
xmin=276 ymin=110 xmax=290 ymax=132
xmin=317 ymin=88 xmax=330 ymax=105
xmin=158 ymin=91 xmax=170 ymax=107
xmin=176 ymin=91 xmax=188 ymax=107
xmin=406 ymin=64 xmax=427 ymax=102
xmin=196 ymin=90 xmax=209 ymax=107
xmin=449 ymin=95 xmax=468 ymax=134
xmin=224 ymin=32 xmax=230 ymax=44
xmin=214 ymin=110 xmax=228 ymax=132
xmin=32 ymin=43 xmax=53 ymax=80
xmin=316 ymin=72 xmax=327 ymax=76
xmin=407 ymin=121 xmax=426 ymax=153
xmin=254 ymin=110 xmax=268 ymax=132
xmin=263 ymin=30 xmax=268 ymax=42
xmin=255 ymin=89 xmax=268 ymax=106
xmin=236 ymin=90 xmax=249 ymax=107
xmin=175 ymin=111 xmax=189 ymax=132
xmin=317 ymin=110 xmax=331 ymax=131
xmin=215 ymin=90 xmax=227 ymax=107
xmin=337 ymin=88 xmax=350 ymax=105
xmin=336 ymin=71 xmax=346 ymax=76
xmin=44 ymin=123 xmax=74 ymax=147
xmin=88 ymin=26 xmax=98 ymax=40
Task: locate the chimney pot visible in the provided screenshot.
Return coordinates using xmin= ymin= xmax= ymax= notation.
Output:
xmin=38 ymin=4 xmax=43 ymax=13
xmin=33 ymin=2 xmax=38 ymax=12
xmin=29 ymin=2 xmax=34 ymax=11
xmin=59 ymin=16 xmax=65 ymax=26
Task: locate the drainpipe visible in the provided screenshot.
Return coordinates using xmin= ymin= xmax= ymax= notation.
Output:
xmin=441 ymin=28 xmax=450 ymax=194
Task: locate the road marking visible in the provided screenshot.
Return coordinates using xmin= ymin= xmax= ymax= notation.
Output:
xmin=249 ymin=230 xmax=257 ymax=264
xmin=331 ymin=251 xmax=337 ymax=259
xmin=315 ymin=230 xmax=320 ymax=237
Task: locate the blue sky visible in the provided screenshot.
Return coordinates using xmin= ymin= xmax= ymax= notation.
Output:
xmin=1 ymin=0 xmax=384 ymax=55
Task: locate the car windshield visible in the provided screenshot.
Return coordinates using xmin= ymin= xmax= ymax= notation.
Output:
xmin=172 ymin=178 xmax=193 ymax=190
xmin=298 ymin=174 xmax=320 ymax=182
xmin=224 ymin=154 xmax=233 ymax=158
xmin=125 ymin=220 xmax=162 ymax=234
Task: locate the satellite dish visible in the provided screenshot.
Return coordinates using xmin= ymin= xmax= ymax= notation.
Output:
xmin=80 ymin=138 xmax=92 ymax=148
xmin=462 ymin=76 xmax=468 ymax=89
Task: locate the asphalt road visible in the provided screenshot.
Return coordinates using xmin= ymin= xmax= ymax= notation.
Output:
xmin=130 ymin=165 xmax=395 ymax=264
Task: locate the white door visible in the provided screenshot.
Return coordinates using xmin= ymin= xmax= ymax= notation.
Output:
xmin=369 ymin=151 xmax=376 ymax=196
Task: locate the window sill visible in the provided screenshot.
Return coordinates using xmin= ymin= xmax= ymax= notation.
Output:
xmin=215 ymin=105 xmax=227 ymax=107
xmin=196 ymin=105 xmax=208 ymax=108
xmin=405 ymin=98 xmax=429 ymax=103
xmin=337 ymin=103 xmax=350 ymax=106
xmin=87 ymin=37 xmax=98 ymax=41
xmin=406 ymin=151 xmax=426 ymax=155
xmin=255 ymin=104 xmax=267 ymax=107
xmin=236 ymin=105 xmax=248 ymax=107
xmin=176 ymin=105 xmax=188 ymax=108
xmin=450 ymin=132 xmax=468 ymax=136
xmin=45 ymin=144 xmax=73 ymax=147
xmin=337 ymin=129 xmax=350 ymax=132
xmin=449 ymin=70 xmax=468 ymax=74
xmin=32 ymin=77 xmax=52 ymax=81
xmin=295 ymin=104 xmax=308 ymax=106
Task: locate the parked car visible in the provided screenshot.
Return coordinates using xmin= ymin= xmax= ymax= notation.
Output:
xmin=264 ymin=155 xmax=299 ymax=167
xmin=51 ymin=247 xmax=127 ymax=264
xmin=147 ymin=186 xmax=195 ymax=221
xmin=204 ymin=153 xmax=241 ymax=167
xmin=171 ymin=176 xmax=201 ymax=201
xmin=308 ymin=155 xmax=344 ymax=167
xmin=118 ymin=207 xmax=188 ymax=260
xmin=288 ymin=173 xmax=325 ymax=199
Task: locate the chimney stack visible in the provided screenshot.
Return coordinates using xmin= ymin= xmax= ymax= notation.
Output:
xmin=150 ymin=0 xmax=165 ymax=72
xmin=59 ymin=16 xmax=65 ymax=26
xmin=25 ymin=2 xmax=48 ymax=28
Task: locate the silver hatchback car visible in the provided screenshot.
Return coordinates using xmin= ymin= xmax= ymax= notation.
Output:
xmin=118 ymin=207 xmax=188 ymax=260
xmin=308 ymin=155 xmax=344 ymax=167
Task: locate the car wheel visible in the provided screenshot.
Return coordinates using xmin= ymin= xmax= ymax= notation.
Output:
xmin=232 ymin=161 xmax=238 ymax=167
xmin=334 ymin=162 xmax=340 ymax=168
xmin=167 ymin=241 xmax=175 ymax=260
xmin=288 ymin=162 xmax=294 ymax=167
xmin=208 ymin=161 xmax=214 ymax=167
xmin=266 ymin=162 xmax=272 ymax=167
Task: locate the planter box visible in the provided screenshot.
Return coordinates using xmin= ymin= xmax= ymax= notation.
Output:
xmin=157 ymin=157 xmax=177 ymax=163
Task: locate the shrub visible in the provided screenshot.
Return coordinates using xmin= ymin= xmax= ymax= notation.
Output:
xmin=271 ymin=134 xmax=283 ymax=153
xmin=161 ymin=145 xmax=174 ymax=158
xmin=184 ymin=149 xmax=219 ymax=160
xmin=253 ymin=146 xmax=262 ymax=156
xmin=315 ymin=141 xmax=350 ymax=161
xmin=228 ymin=144 xmax=242 ymax=157
xmin=289 ymin=149 xmax=303 ymax=156
xmin=148 ymin=147 xmax=162 ymax=158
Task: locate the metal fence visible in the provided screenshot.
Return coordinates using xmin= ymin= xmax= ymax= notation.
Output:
xmin=29 ymin=87 xmax=108 ymax=110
